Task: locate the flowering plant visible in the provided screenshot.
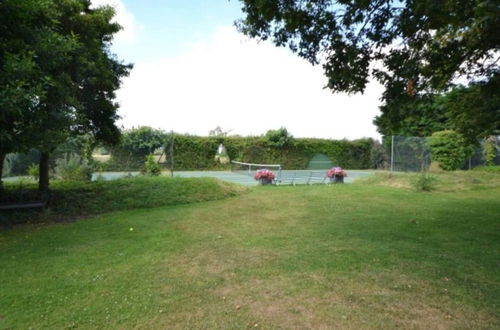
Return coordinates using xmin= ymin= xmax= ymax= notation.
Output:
xmin=327 ymin=167 xmax=347 ymax=178
xmin=254 ymin=169 xmax=276 ymax=181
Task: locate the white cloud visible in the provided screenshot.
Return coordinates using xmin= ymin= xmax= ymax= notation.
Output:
xmin=116 ymin=26 xmax=384 ymax=140
xmin=90 ymin=0 xmax=139 ymax=43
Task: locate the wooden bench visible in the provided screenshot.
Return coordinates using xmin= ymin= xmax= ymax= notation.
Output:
xmin=0 ymin=200 xmax=47 ymax=211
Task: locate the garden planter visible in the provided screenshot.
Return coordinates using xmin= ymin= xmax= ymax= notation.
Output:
xmin=326 ymin=167 xmax=347 ymax=184
xmin=329 ymin=175 xmax=344 ymax=184
xmin=259 ymin=178 xmax=273 ymax=185
xmin=255 ymin=169 xmax=276 ymax=185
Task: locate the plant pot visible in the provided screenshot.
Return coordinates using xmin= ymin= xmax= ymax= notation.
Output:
xmin=329 ymin=175 xmax=344 ymax=184
xmin=259 ymin=178 xmax=273 ymax=185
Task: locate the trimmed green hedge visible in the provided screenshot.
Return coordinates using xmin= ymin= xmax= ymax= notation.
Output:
xmin=171 ymin=135 xmax=375 ymax=170
xmin=99 ymin=134 xmax=380 ymax=171
xmin=103 ymin=134 xmax=376 ymax=171
xmin=101 ymin=134 xmax=376 ymax=171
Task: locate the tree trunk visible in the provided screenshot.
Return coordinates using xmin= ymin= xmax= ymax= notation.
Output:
xmin=39 ymin=151 xmax=50 ymax=198
xmin=0 ymin=150 xmax=6 ymax=194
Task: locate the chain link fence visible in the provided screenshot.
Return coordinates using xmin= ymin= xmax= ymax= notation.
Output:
xmin=2 ymin=136 xmax=499 ymax=178
xmin=389 ymin=135 xmax=500 ymax=172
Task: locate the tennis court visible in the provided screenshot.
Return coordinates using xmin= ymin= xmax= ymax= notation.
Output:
xmin=173 ymin=169 xmax=374 ymax=186
xmin=90 ymin=170 xmax=375 ymax=186
xmin=6 ymin=169 xmax=374 ymax=186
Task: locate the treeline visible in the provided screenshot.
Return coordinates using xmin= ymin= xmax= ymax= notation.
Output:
xmin=5 ymin=126 xmax=498 ymax=179
xmin=375 ymin=80 xmax=499 ymax=142
xmin=1 ymin=127 xmax=385 ymax=179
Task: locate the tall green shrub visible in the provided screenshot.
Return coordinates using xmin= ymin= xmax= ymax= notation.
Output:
xmin=55 ymin=154 xmax=94 ymax=181
xmin=143 ymin=154 xmax=161 ymax=176
xmin=428 ymin=130 xmax=473 ymax=171
xmin=28 ymin=164 xmax=39 ymax=181
xmin=483 ymin=137 xmax=496 ymax=166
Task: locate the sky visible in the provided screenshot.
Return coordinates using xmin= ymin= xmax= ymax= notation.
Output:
xmin=91 ymin=0 xmax=384 ymax=140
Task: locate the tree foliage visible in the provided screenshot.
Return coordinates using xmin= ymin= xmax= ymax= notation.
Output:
xmin=374 ymin=94 xmax=451 ymax=137
xmin=374 ymin=79 xmax=500 ymax=141
xmin=118 ymin=127 xmax=166 ymax=157
xmin=265 ymin=127 xmax=294 ymax=147
xmin=237 ymin=0 xmax=500 ymax=140
xmin=237 ymin=0 xmax=499 ymax=96
xmin=483 ymin=136 xmax=497 ymax=166
xmin=0 ymin=0 xmax=131 ymax=191
xmin=54 ymin=153 xmax=94 ymax=182
xmin=428 ymin=130 xmax=473 ymax=171
xmin=209 ymin=126 xmax=232 ymax=137
xmin=442 ymin=78 xmax=500 ymax=142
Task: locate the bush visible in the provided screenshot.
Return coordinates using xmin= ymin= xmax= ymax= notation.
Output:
xmin=483 ymin=137 xmax=496 ymax=166
xmin=55 ymin=154 xmax=94 ymax=181
xmin=410 ymin=173 xmax=438 ymax=192
xmin=428 ymin=130 xmax=473 ymax=171
xmin=265 ymin=127 xmax=294 ymax=147
xmin=143 ymin=154 xmax=161 ymax=176
xmin=3 ymin=150 xmax=41 ymax=176
xmin=27 ymin=164 xmax=39 ymax=181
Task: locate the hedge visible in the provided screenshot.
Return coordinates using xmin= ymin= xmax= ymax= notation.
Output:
xmin=107 ymin=134 xmax=377 ymax=171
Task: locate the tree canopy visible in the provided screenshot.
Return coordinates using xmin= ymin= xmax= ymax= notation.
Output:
xmin=0 ymin=0 xmax=132 ymax=191
xmin=374 ymin=78 xmax=500 ymax=141
xmin=237 ymin=0 xmax=499 ymax=95
xmin=237 ymin=0 xmax=500 ymax=138
xmin=119 ymin=127 xmax=166 ymax=157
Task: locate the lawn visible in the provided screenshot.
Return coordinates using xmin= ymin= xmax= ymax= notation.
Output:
xmin=0 ymin=174 xmax=499 ymax=328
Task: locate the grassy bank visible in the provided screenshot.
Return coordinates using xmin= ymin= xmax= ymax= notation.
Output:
xmin=0 ymin=176 xmax=247 ymax=225
xmin=358 ymin=170 xmax=500 ymax=192
xmin=0 ymin=172 xmax=499 ymax=328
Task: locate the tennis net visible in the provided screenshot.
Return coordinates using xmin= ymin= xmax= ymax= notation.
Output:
xmin=230 ymin=160 xmax=282 ymax=179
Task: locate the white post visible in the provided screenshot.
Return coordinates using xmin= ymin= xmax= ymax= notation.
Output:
xmin=390 ymin=135 xmax=395 ymax=172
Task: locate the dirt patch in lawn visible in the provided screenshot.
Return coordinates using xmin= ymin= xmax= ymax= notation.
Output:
xmin=212 ymin=273 xmax=498 ymax=329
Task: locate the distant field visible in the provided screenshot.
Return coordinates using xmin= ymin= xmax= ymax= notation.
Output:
xmin=0 ymin=172 xmax=499 ymax=328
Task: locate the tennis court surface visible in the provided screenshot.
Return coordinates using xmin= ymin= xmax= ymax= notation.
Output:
xmin=173 ymin=170 xmax=375 ymax=186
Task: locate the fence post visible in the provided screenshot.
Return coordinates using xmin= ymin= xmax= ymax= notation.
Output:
xmin=170 ymin=131 xmax=174 ymax=177
xmin=390 ymin=135 xmax=394 ymax=172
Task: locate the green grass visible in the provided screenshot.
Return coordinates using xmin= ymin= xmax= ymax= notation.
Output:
xmin=358 ymin=170 xmax=500 ymax=192
xmin=0 ymin=176 xmax=247 ymax=225
xmin=0 ymin=173 xmax=499 ymax=328
xmin=472 ymin=165 xmax=500 ymax=173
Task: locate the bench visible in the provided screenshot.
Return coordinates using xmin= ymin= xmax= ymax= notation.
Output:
xmin=306 ymin=171 xmax=327 ymax=184
xmin=0 ymin=200 xmax=47 ymax=211
xmin=278 ymin=171 xmax=327 ymax=185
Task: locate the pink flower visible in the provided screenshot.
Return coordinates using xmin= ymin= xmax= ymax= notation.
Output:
xmin=254 ymin=169 xmax=276 ymax=180
xmin=327 ymin=167 xmax=347 ymax=178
